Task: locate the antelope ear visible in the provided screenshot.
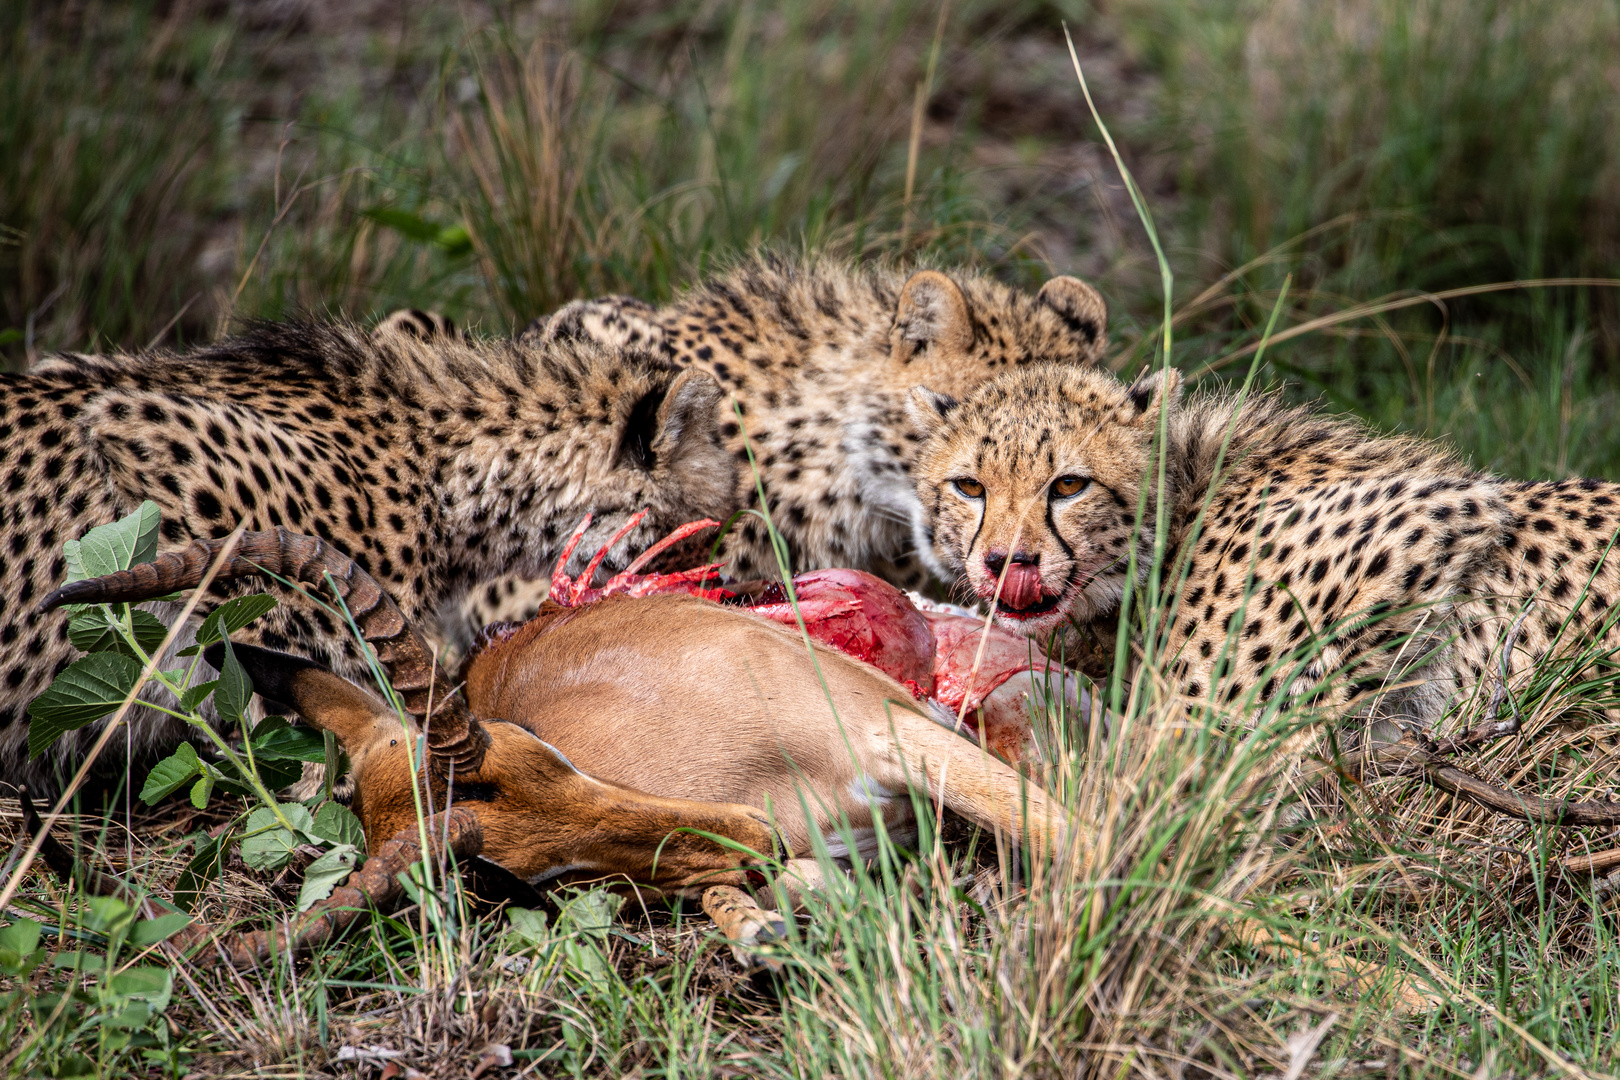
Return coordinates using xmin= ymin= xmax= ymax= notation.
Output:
xmin=1118 ymin=368 xmax=1183 ymax=427
xmin=907 ymin=385 xmax=960 ymax=438
xmin=890 ymin=270 xmax=974 ymax=364
xmin=203 ymin=642 xmax=395 ymax=756
xmin=647 ymin=368 xmax=724 ymax=468
xmin=1037 ymin=276 xmax=1108 ymax=357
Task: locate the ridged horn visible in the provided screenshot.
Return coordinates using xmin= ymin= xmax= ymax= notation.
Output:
xmin=37 ymin=527 xmax=488 ymax=775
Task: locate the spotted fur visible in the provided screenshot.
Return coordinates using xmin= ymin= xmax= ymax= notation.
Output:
xmin=911 ymin=364 xmax=1620 ymax=730
xmin=455 ymin=255 xmax=1109 ymax=635
xmin=1 ymin=320 xmax=736 ymax=790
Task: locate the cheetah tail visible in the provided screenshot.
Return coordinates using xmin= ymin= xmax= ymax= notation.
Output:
xmin=35 ymin=528 xmax=489 ymax=775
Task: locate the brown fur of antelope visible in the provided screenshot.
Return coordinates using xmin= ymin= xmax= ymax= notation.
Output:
xmin=42 ymin=530 xmax=1074 ymax=957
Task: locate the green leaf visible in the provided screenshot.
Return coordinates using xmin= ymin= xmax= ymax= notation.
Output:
xmin=140 ymin=743 xmax=201 ymax=805
xmin=62 ymin=538 xmax=85 ymax=582
xmin=253 ymin=719 xmax=328 ymax=763
xmin=194 ymin=594 xmax=278 ymax=648
xmin=506 ymin=907 xmax=550 ymax=949
xmin=174 ymin=832 xmax=228 ymax=912
xmin=296 ymin=845 xmax=357 ymax=911
xmin=109 ymin=966 xmax=173 ymax=1012
xmin=189 ymin=769 xmax=215 ymax=810
xmin=362 ymin=204 xmax=441 ymax=241
xmin=130 ymin=912 xmax=192 ymax=949
xmin=213 ymin=637 xmax=253 ymax=728
xmin=435 ymin=223 xmax=473 ymax=256
xmin=0 ymin=917 xmax=43 ymax=976
xmin=74 ymin=501 xmax=161 ymax=580
xmin=26 ymin=652 xmax=143 ymax=757
xmin=239 ymin=803 xmax=316 ymax=871
xmin=177 ymin=678 xmax=218 ymax=713
xmin=67 ymin=607 xmax=170 ymax=659
xmin=53 ymin=949 xmax=97 ymax=970
xmin=311 ymin=801 xmax=365 ymax=850
xmin=86 ymin=895 xmax=136 ymax=936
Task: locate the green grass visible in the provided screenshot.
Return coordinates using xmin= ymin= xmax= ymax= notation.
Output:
xmin=5 ymin=0 xmax=1620 ymax=1075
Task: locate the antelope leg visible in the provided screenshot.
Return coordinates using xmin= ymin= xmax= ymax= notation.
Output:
xmin=701 ymin=885 xmax=786 ymax=969
xmin=885 ymin=710 xmax=1080 ymax=864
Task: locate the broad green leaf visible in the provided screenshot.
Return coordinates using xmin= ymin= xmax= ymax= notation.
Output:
xmin=189 ymin=769 xmax=215 ymax=810
xmin=140 ymin=743 xmax=201 ymax=805
xmin=213 ymin=637 xmax=253 ymax=728
xmin=555 ymin=888 xmax=623 ymax=942
xmin=194 ymin=594 xmax=278 ymax=648
xmin=506 ymin=907 xmax=550 ymax=949
xmin=67 ymin=607 xmax=169 ymax=659
xmin=86 ymin=895 xmax=136 ymax=937
xmin=75 ymin=501 xmax=161 ymax=580
xmin=53 ymin=949 xmax=97 ymax=970
xmin=239 ymin=803 xmax=316 ymax=871
xmin=177 ymin=678 xmax=218 ymax=713
xmin=0 ymin=917 xmax=43 ymax=976
xmin=109 ymin=966 xmax=173 ymax=1011
xmin=174 ymin=832 xmax=228 ymax=912
xmin=26 ymin=652 xmax=143 ymax=757
xmin=253 ymin=720 xmax=328 ymax=763
xmin=62 ymin=538 xmax=86 ymax=582
xmin=102 ymin=1001 xmax=153 ymax=1032
xmin=296 ymin=845 xmax=357 ymax=911
xmin=311 ymin=801 xmax=365 ymax=850
xmin=362 ymin=204 xmax=442 ymax=242
xmin=130 ymin=912 xmax=192 ymax=949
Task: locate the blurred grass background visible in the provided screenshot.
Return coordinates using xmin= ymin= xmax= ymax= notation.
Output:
xmin=5 ymin=0 xmax=1618 ymax=478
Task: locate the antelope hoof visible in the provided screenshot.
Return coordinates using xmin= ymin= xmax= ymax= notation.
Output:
xmin=702 ymin=885 xmax=787 ymax=969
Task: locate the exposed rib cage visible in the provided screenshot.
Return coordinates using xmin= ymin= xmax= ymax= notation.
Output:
xmin=38 ymin=528 xmax=489 ymax=774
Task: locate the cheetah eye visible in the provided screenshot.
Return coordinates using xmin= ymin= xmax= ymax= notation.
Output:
xmin=952 ymin=478 xmax=985 ymax=499
xmin=1051 ymin=475 xmax=1089 ymax=499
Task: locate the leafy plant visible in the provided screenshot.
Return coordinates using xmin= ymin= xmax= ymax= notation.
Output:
xmin=0 ymin=900 xmax=196 ymax=1078
xmin=30 ymin=503 xmax=365 ymax=909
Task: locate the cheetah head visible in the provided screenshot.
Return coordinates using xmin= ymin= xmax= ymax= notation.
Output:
xmin=887 ymin=271 xmax=1110 ymax=399
xmin=908 ymin=364 xmax=1183 ymax=640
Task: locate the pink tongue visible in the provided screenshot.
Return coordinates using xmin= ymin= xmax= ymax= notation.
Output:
xmin=999 ymin=563 xmax=1044 ymax=609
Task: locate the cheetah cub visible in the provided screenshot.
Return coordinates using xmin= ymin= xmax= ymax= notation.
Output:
xmin=458 ymin=256 xmax=1110 ymax=634
xmin=910 ymin=364 xmax=1620 ymax=730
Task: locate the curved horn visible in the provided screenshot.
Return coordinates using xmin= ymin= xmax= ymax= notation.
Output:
xmin=37 ymin=528 xmax=488 ymax=775
xmin=1361 ymin=734 xmax=1620 ymax=827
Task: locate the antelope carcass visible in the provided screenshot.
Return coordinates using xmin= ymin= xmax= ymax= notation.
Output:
xmin=40 ymin=527 xmax=1076 ymax=965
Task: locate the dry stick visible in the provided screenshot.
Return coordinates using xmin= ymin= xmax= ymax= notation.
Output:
xmin=1358 ymin=734 xmax=1620 ymax=827
xmin=900 ymin=0 xmax=950 ymax=246
xmin=0 ymin=523 xmax=248 ymax=917
xmin=142 ymin=291 xmax=202 ymax=353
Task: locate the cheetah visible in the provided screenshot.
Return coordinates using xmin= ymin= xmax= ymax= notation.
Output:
xmin=458 ymin=255 xmax=1109 ymax=634
xmin=0 ymin=318 xmax=736 ymax=791
xmin=909 ymin=363 xmax=1620 ymax=731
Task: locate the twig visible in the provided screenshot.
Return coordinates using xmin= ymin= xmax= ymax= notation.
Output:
xmin=1357 ymin=734 xmax=1620 ymax=826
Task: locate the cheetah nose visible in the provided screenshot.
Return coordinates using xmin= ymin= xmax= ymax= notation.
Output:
xmin=984 ymin=551 xmax=1043 ymax=609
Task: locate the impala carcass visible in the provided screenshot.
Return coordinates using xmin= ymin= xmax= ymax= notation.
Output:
xmin=40 ymin=526 xmax=1077 ymax=966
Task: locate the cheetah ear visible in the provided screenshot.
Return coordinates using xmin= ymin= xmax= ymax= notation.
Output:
xmin=533 ymin=299 xmax=597 ymax=344
xmin=1118 ymin=368 xmax=1183 ymax=427
xmin=891 ymin=271 xmax=974 ymax=365
xmin=372 ymin=309 xmax=458 ymax=343
xmin=646 ymin=368 xmax=724 ymax=470
xmin=906 ymin=385 xmax=960 ymax=438
xmin=1037 ymin=277 xmax=1108 ymax=360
